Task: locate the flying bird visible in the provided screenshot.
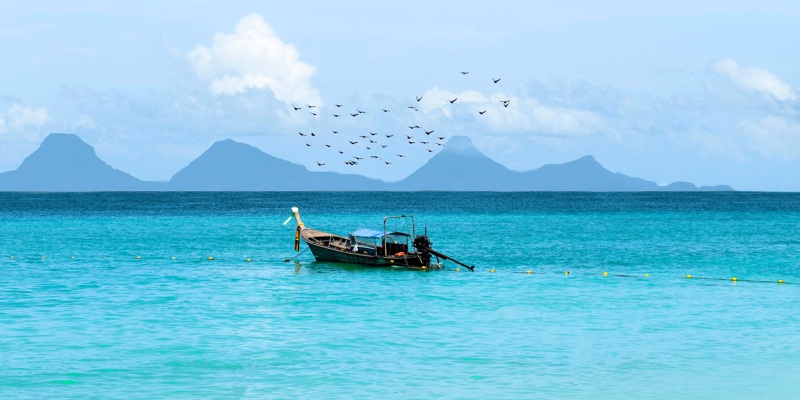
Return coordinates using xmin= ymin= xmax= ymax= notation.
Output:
xmin=357 ymin=110 xmax=365 ymax=114
xmin=384 ymin=161 xmax=392 ymax=165
xmin=382 ymin=109 xmax=389 ymax=112
xmin=325 ymin=144 xmax=331 ymax=147
xmin=460 ymin=71 xmax=469 ymax=75
xmin=478 ymin=110 xmax=486 ymax=115
xmin=425 ymin=130 xmax=434 ymax=135
xmin=407 ymin=135 xmax=414 ymax=139
xmin=381 ymin=145 xmax=387 ymax=148
xmin=396 ymin=154 xmax=406 ymax=157
xmin=359 ymin=135 xmax=368 ymax=138
xmin=292 ymin=105 xmax=302 ymax=111
xmin=332 ymin=130 xmax=338 ymax=134
xmin=386 ymin=134 xmax=394 ymax=138
xmin=316 ymin=161 xmax=325 ymax=166
xmin=416 ymin=96 xmax=422 ymax=102
xmin=407 ymin=106 xmax=418 ymax=111
xmin=333 ymin=114 xmax=340 ymax=117
xmin=427 ymin=149 xmax=433 ymax=152
xmin=366 ymin=147 xmax=371 ymax=150
xmin=349 ymin=141 xmax=358 ymax=145
xmin=369 ymin=132 xmax=377 ymax=136
xmin=354 ymin=156 xmax=363 ymax=160
xmin=310 ymin=112 xmax=317 ymax=116
xmin=438 ymin=137 xmax=445 ymax=140
xmin=421 ymin=141 xmax=429 ymax=144
xmin=307 ymin=105 xmax=316 ymax=108
xmin=306 ymin=143 xmax=311 ymax=147
xmin=298 ymin=132 xmax=306 ymax=136
xmin=370 ymin=140 xmax=377 ymax=144
xmin=449 ymin=98 xmax=457 ymax=104
xmin=336 ymin=104 xmax=343 ymax=107
xmin=310 ymin=132 xmax=316 ymax=136
xmin=493 ymin=78 xmax=501 ymax=83
xmin=338 ymin=151 xmax=344 ymax=154
xmin=408 ymin=141 xmax=415 ymax=144
xmin=370 ymin=156 xmax=380 ymax=159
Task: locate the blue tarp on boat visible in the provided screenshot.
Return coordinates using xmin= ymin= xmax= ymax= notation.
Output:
xmin=350 ymin=229 xmax=411 ymax=238
xmin=350 ymin=229 xmax=384 ymax=238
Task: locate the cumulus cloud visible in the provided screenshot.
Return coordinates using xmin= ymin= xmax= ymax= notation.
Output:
xmin=187 ymin=13 xmax=322 ymax=107
xmin=0 ymin=104 xmax=50 ymax=133
xmin=738 ymin=117 xmax=800 ymax=159
xmin=714 ymin=58 xmax=797 ymax=102
xmin=420 ymin=87 xmax=604 ymax=137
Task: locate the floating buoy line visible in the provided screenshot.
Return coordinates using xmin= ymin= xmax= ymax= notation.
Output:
xmin=2 ymin=254 xmax=795 ymax=285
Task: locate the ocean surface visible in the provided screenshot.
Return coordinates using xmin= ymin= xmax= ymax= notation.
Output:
xmin=2 ymin=192 xmax=800 ymax=399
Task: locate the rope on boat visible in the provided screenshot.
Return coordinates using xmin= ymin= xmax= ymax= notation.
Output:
xmin=283 ymin=247 xmax=309 ymax=262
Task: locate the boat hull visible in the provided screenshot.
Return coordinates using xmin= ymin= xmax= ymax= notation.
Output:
xmin=304 ymin=238 xmax=430 ymax=268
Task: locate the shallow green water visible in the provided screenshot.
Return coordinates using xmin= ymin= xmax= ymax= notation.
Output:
xmin=1 ymin=192 xmax=799 ymax=398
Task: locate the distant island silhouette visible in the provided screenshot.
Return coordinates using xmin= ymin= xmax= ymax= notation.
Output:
xmin=0 ymin=133 xmax=733 ymax=192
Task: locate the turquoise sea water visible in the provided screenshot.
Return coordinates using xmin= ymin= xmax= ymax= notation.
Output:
xmin=2 ymin=192 xmax=800 ymax=399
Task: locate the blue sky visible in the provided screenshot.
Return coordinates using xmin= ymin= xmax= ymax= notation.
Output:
xmin=1 ymin=1 xmax=798 ymax=190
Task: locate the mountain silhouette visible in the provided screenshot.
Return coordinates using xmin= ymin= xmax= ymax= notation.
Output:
xmin=168 ymin=139 xmax=387 ymax=191
xmin=0 ymin=133 xmax=733 ymax=192
xmin=0 ymin=133 xmax=154 ymax=191
xmin=395 ymin=136 xmax=512 ymax=190
xmin=519 ymin=155 xmax=659 ymax=191
xmin=397 ymin=136 xmax=732 ymax=191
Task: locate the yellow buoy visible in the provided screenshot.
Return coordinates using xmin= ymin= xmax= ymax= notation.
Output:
xmin=41 ymin=256 xmax=45 ymax=259
xmin=526 ymin=270 xmax=532 ymax=274
xmin=731 ymin=277 xmax=737 ymax=282
xmin=644 ymin=273 xmax=649 ymax=277
xmin=246 ymin=258 xmax=252 ymax=262
xmin=70 ymin=256 xmax=75 ymax=259
xmin=172 ymin=257 xmax=176 ymax=260
xmin=564 ymin=271 xmax=569 ymax=275
xmin=490 ymin=268 xmax=495 ymax=273
xmin=686 ymin=275 xmax=692 ymax=279
xmin=603 ymin=271 xmax=608 ymax=276
xmin=10 ymin=256 xmax=14 ymax=259
xmin=455 ymin=267 xmax=460 ymax=271
xmin=208 ymin=257 xmax=214 ymax=260
xmin=136 ymin=256 xmax=141 ymax=260
xmin=389 ymin=260 xmax=394 ymax=264
xmin=422 ymin=265 xmax=427 ymax=269
xmin=778 ymin=280 xmax=784 ymax=284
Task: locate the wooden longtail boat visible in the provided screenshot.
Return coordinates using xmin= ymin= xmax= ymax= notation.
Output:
xmin=289 ymin=207 xmax=474 ymax=270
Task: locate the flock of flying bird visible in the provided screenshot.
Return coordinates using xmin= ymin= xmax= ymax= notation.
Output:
xmin=291 ymin=71 xmax=509 ymax=169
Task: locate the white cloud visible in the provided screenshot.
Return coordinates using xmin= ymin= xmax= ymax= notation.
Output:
xmin=714 ymin=58 xmax=797 ymax=102
xmin=420 ymin=87 xmax=604 ymax=136
xmin=187 ymin=13 xmax=322 ymax=107
xmin=531 ymin=105 xmax=604 ymax=136
xmin=419 ymin=87 xmax=487 ymax=117
xmin=3 ymin=104 xmax=50 ymax=131
xmin=738 ymin=117 xmax=800 ymax=160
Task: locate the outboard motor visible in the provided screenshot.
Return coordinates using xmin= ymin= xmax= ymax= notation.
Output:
xmin=413 ymin=234 xmax=432 ymax=255
xmin=413 ymin=231 xmax=474 ymax=271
